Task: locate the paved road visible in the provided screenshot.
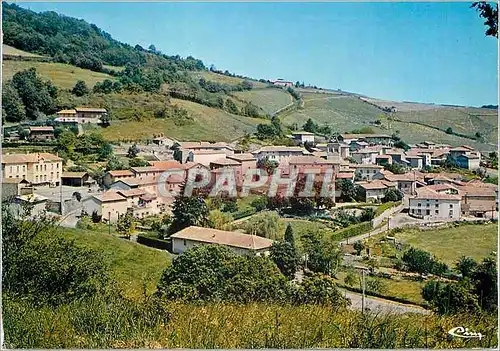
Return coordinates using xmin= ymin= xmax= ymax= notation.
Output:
xmin=341 ymin=289 xmax=430 ymax=315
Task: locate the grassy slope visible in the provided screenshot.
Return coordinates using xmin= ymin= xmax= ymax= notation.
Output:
xmin=280 ymin=92 xmax=497 ymax=151
xmin=190 ymin=71 xmax=267 ymax=88
xmin=3 ymin=44 xmax=44 ymax=57
xmin=393 ymin=223 xmax=497 ymax=265
xmin=2 ymin=60 xmax=116 ymax=89
xmin=99 ymin=97 xmax=267 ymax=142
xmin=233 ymin=88 xmax=293 ymax=115
xmin=59 ymin=227 xmax=171 ymax=299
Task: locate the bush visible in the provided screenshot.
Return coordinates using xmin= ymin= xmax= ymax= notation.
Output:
xmin=136 ymin=234 xmax=171 ymax=251
xmin=331 ymin=222 xmax=373 ymax=241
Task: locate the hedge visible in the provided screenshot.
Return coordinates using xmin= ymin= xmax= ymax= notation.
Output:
xmin=137 ymin=234 xmax=171 ymax=251
xmin=232 ymin=208 xmax=257 ymax=220
xmin=375 ymin=201 xmax=401 ymax=217
xmin=331 ymin=221 xmax=373 ymax=241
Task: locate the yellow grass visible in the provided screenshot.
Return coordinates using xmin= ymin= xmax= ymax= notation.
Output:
xmin=190 ymin=71 xmax=267 ymax=87
xmin=2 ymin=60 xmax=116 ymax=89
xmin=3 ymin=44 xmax=44 ymax=57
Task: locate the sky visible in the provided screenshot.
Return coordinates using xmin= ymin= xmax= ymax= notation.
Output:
xmin=20 ymin=2 xmax=498 ymax=107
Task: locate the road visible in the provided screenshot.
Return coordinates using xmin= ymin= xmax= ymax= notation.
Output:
xmin=341 ymin=289 xmax=430 ymax=315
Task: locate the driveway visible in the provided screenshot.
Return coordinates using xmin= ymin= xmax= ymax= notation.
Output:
xmin=341 ymin=289 xmax=430 ymax=315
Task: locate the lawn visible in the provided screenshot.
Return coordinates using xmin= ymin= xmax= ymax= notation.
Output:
xmin=59 ymin=227 xmax=171 ymax=299
xmin=233 ymin=88 xmax=293 ymax=115
xmin=393 ymin=223 xmax=498 ymax=266
xmin=2 ymin=60 xmax=116 ymax=89
xmin=3 ymin=44 xmax=44 ymax=57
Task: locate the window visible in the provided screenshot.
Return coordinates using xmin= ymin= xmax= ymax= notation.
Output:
xmin=417 ymin=203 xmax=421 ymax=207
xmin=426 ymin=203 xmax=430 ymax=207
xmin=417 ymin=209 xmax=421 ymax=214
xmin=16 ymin=166 xmax=19 ymax=172
xmin=36 ymin=165 xmax=39 ymax=171
xmin=44 ymin=165 xmax=47 ymax=171
xmin=435 ymin=204 xmax=439 ymax=208
xmin=449 ymin=204 xmax=453 ymax=208
xmin=183 ymin=239 xmax=187 ymax=246
xmin=435 ymin=210 xmax=439 ymax=214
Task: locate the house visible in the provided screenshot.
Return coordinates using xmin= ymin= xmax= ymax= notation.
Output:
xmin=28 ymin=126 xmax=55 ymax=141
xmin=131 ymin=166 xmax=164 ymax=179
xmin=61 ymin=171 xmax=92 ymax=187
xmin=324 ymin=141 xmax=350 ymax=159
xmin=210 ymin=158 xmax=243 ymax=182
xmin=288 ymin=155 xmax=340 ymax=175
xmin=55 ymin=107 xmax=107 ymax=124
xmin=187 ymin=150 xmax=228 ymax=167
xmin=82 ymin=191 xmax=129 ymax=223
xmin=375 ymin=154 xmax=392 ymax=166
xmin=456 ymin=153 xmax=481 ymax=170
xmin=458 ymin=182 xmax=497 ymax=218
xmin=252 ymin=146 xmax=310 ymax=165
xmin=152 ymin=136 xmax=175 ymax=147
xmin=404 ymin=155 xmax=424 ymax=170
xmin=227 ymin=153 xmax=257 ymax=177
xmin=348 ymin=140 xmax=370 ymax=152
xmin=2 ymin=152 xmax=63 ymax=186
xmin=409 ymin=187 xmax=461 ymax=220
xmin=340 ymin=134 xmax=392 ymax=145
xmin=357 ymin=180 xmax=397 ymax=201
xmin=174 ymin=141 xmax=234 ymax=155
xmin=170 ymin=226 xmax=274 ymax=256
xmin=271 ymin=79 xmax=294 ymax=88
xmin=10 ymin=193 xmax=49 ymax=217
xmin=382 ymin=173 xmax=421 ymax=195
xmin=351 ymin=148 xmax=381 ymax=164
xmin=290 ymin=131 xmax=315 ymax=144
xmin=103 ymin=170 xmax=135 ymax=188
xmin=2 ymin=178 xmax=32 ymax=200
xmin=353 ymin=164 xmax=384 ymax=181
xmin=449 ymin=146 xmax=475 ymax=158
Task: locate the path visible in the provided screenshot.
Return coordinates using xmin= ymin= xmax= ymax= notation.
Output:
xmin=341 ymin=289 xmax=430 ymax=315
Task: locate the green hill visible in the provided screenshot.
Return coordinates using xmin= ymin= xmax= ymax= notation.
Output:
xmin=233 ymin=88 xmax=293 ymax=115
xmin=3 ymin=44 xmax=45 ymax=58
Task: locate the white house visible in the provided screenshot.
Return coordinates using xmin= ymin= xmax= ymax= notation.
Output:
xmin=353 ymin=164 xmax=384 ymax=181
xmin=357 ymin=180 xmax=397 ymax=201
xmin=252 ymin=146 xmax=311 ymax=165
xmin=170 ymin=226 xmax=274 ymax=256
xmin=290 ymin=131 xmax=315 ymax=144
xmin=408 ymin=187 xmax=461 ymax=220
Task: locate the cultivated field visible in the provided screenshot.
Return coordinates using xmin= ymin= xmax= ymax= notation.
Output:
xmin=233 ymin=88 xmax=293 ymax=115
xmin=2 ymin=60 xmax=116 ymax=89
xmin=393 ymin=223 xmax=497 ymax=265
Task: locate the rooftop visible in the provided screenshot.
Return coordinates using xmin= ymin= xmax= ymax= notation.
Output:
xmin=2 ymin=152 xmax=62 ymax=164
xmin=414 ymin=187 xmax=461 ymax=201
xmin=75 ymin=107 xmax=107 ymax=113
xmin=61 ymin=171 xmax=88 ymax=178
xmin=357 ymin=179 xmax=396 ymax=190
xmin=93 ymin=191 xmax=127 ymax=203
xmin=254 ymin=146 xmax=310 ymax=154
xmin=28 ymin=126 xmax=54 ymax=132
xmin=108 ymin=170 xmax=134 ymax=177
xmin=171 ymin=226 xmax=274 ymax=250
xmin=117 ymin=188 xmax=147 ymax=197
xmin=227 ymin=153 xmax=256 ymax=162
xmin=210 ymin=158 xmax=241 ymax=166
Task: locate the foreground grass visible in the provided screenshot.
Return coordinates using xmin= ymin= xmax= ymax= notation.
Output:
xmin=4 ymin=296 xmax=497 ymax=349
xmin=59 ymin=227 xmax=171 ymax=299
xmin=2 ymin=60 xmax=116 ymax=89
xmin=393 ymin=223 xmax=498 ymax=266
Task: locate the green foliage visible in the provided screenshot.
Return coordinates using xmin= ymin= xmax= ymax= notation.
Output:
xmin=116 ymin=212 xmax=135 ymax=236
xmin=97 ymin=142 xmax=113 ymax=160
xmin=422 ymin=279 xmax=480 ymax=315
xmin=270 ymin=241 xmax=300 ymax=279
xmin=349 ymin=127 xmax=374 ymax=134
xmin=105 ymin=156 xmax=126 ymax=171
xmin=57 ymin=129 xmax=77 ymax=154
xmin=250 ymin=196 xmax=268 ymax=211
xmin=331 ymin=222 xmax=373 ymax=241
xmin=402 ymin=247 xmax=448 ymax=276
xmin=302 ymin=231 xmax=341 ymax=275
xmin=284 ymin=224 xmax=295 ymax=247
xmin=293 ymin=273 xmax=347 ymax=306
xmin=366 ymin=279 xmax=387 ymax=294
xmin=353 ymin=241 xmax=365 ymax=256
xmin=471 ymin=2 xmax=498 ymax=37
xmin=287 ymin=86 xmax=301 ymax=100
xmin=344 ymin=271 xmax=358 ymax=287
xmin=382 ymin=188 xmax=403 ymax=203
xmin=225 ymin=98 xmax=240 ymax=114
xmin=169 ymin=193 xmax=210 ymax=234
xmin=302 ymin=118 xmax=331 ymax=135
xmin=2 ymin=204 xmax=110 ymax=306
xmin=384 ymin=163 xmax=406 ymax=174
xmin=472 ymin=255 xmax=497 ymax=312
xmin=128 ymin=157 xmax=149 ymax=167
xmin=455 ymin=256 xmax=478 ymax=278
xmin=242 ymin=211 xmax=283 ymax=240
xmin=257 ymin=156 xmax=279 ymax=175
xmin=208 ymin=210 xmax=233 ymax=231
xmin=7 ymin=68 xmax=57 ymax=120
xmin=71 ymin=80 xmax=89 ymax=96
xmin=445 ymin=127 xmax=453 ymax=134
xmin=360 ymin=208 xmax=375 ymax=222
xmin=2 ymin=81 xmax=26 ymax=122
xmin=337 ymin=179 xmax=356 ymax=202
xmin=157 ymin=245 xmax=290 ymax=303
xmin=393 ymin=140 xmax=410 ymax=151
xmin=127 ymin=144 xmax=140 ymax=158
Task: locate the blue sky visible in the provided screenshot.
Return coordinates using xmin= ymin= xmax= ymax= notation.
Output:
xmin=21 ymin=2 xmax=498 ymax=107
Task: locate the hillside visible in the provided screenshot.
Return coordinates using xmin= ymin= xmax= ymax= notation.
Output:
xmin=233 ymin=88 xmax=293 ymax=115
xmin=2 ymin=60 xmax=117 ymax=89
xmin=3 ymin=44 xmax=45 ymax=58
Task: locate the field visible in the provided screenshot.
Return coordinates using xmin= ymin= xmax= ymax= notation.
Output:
xmin=393 ymin=223 xmax=498 ymax=265
xmin=3 ymin=44 xmax=44 ymax=57
xmin=190 ymin=71 xmax=267 ymax=88
xmin=99 ymin=98 xmax=266 ymax=142
xmin=59 ymin=227 xmax=171 ymax=299
xmin=2 ymin=60 xmax=116 ymax=89
xmin=280 ymin=92 xmax=497 ymax=151
xmin=233 ymin=88 xmax=293 ymax=115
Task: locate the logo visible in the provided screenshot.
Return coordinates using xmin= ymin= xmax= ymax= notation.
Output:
xmin=448 ymin=326 xmax=483 ymax=340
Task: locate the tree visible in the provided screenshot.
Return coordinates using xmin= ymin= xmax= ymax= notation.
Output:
xmin=129 ymin=157 xmax=150 ymax=167
xmin=225 ymin=99 xmax=239 ymax=114
xmin=127 ymin=144 xmax=140 ymax=158
xmin=11 ymin=68 xmax=56 ymax=120
xmin=455 ymin=256 xmax=477 ymax=278
xmin=445 ymin=127 xmax=454 ymax=135
xmin=472 ymin=255 xmax=497 ymax=311
xmin=242 ymin=211 xmax=283 ymax=240
xmin=293 ymin=273 xmax=347 ymax=306
xmin=304 ymin=233 xmax=341 ymax=276
xmin=471 ymin=2 xmax=498 ymax=38
xmin=353 ymin=241 xmax=365 ymax=256
xmin=384 ymin=163 xmax=406 ymax=174
xmin=257 ymin=156 xmax=279 ymax=175
xmin=2 ymin=82 xmax=26 ymax=122
xmin=344 ymin=271 xmax=358 ymax=287
xmin=57 ymin=130 xmax=77 ymax=154
xmin=72 ymin=191 xmax=82 ymax=202
xmin=422 ymin=279 xmax=480 ymax=315
xmin=250 ymin=196 xmax=267 ymax=211
xmin=72 ymin=80 xmax=89 ymax=96
xmin=393 ymin=140 xmax=410 ymax=151
xmin=157 ymin=245 xmax=290 ymax=303
xmin=303 ymin=118 xmax=318 ymax=133
xmin=91 ymin=210 xmax=102 ymax=223
xmin=360 ymin=208 xmax=375 ymax=222
xmin=106 ymin=156 xmax=126 ymax=171
xmin=402 ymin=247 xmax=448 ymax=276
xmin=116 ymin=212 xmax=135 ymax=236
xmin=208 ymin=210 xmax=233 ymax=231
xmin=382 ymin=188 xmax=404 ymax=203
xmin=270 ymin=241 xmax=300 ymax=279
xmin=98 ymin=142 xmax=113 ymax=161
xmin=337 ymin=179 xmax=356 ymax=202
xmin=169 ymin=193 xmax=210 ymax=234
xmin=284 ymin=224 xmax=295 ymax=247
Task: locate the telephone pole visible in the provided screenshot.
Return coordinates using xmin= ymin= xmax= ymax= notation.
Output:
xmin=361 ymin=269 xmax=366 ymax=314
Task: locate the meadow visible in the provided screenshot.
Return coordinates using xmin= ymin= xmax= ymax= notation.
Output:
xmin=3 ymin=44 xmax=45 ymax=57
xmin=233 ymin=88 xmax=293 ymax=115
xmin=393 ymin=222 xmax=498 ymax=266
xmin=2 ymin=60 xmax=116 ymax=89
xmin=190 ymin=70 xmax=267 ymax=88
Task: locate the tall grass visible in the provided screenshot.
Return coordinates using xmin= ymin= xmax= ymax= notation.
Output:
xmin=4 ymin=294 xmax=497 ymax=349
